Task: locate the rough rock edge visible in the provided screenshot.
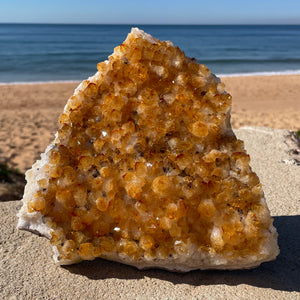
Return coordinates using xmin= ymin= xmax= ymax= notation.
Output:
xmin=283 ymin=131 xmax=300 ymax=165
xmin=17 ymin=28 xmax=279 ymax=271
xmin=238 ymin=126 xmax=300 ymax=166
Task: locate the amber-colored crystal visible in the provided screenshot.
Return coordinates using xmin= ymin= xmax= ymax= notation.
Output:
xmin=19 ymin=28 xmax=278 ymax=269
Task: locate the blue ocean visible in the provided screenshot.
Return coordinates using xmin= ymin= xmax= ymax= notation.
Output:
xmin=1 ymin=24 xmax=300 ymax=83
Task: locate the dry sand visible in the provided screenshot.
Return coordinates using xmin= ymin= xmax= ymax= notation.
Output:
xmin=222 ymin=75 xmax=300 ymax=130
xmin=0 ymin=74 xmax=299 ymax=173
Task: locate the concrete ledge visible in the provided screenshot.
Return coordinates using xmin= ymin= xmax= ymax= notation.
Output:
xmin=0 ymin=127 xmax=299 ymax=299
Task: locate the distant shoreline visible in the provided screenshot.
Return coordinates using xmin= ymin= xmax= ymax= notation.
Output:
xmin=218 ymin=69 xmax=300 ymax=77
xmin=1 ymin=70 xmax=300 ymax=86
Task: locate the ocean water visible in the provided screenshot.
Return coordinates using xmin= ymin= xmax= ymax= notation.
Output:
xmin=1 ymin=24 xmax=300 ymax=83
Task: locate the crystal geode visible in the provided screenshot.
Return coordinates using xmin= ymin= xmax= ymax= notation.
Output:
xmin=17 ymin=28 xmax=279 ymax=271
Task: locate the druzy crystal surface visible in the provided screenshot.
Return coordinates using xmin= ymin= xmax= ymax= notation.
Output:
xmin=17 ymin=28 xmax=279 ymax=271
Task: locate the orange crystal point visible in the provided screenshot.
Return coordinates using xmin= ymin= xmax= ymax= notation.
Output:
xmin=17 ymin=28 xmax=279 ymax=271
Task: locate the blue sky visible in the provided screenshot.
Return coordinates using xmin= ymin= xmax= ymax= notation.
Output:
xmin=0 ymin=0 xmax=299 ymax=24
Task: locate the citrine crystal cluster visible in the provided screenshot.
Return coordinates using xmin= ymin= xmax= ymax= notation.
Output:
xmin=17 ymin=28 xmax=279 ymax=271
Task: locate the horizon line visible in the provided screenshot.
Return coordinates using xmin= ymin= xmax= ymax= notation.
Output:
xmin=1 ymin=22 xmax=300 ymax=26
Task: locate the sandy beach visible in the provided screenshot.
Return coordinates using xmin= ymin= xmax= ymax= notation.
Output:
xmin=0 ymin=74 xmax=299 ymax=173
